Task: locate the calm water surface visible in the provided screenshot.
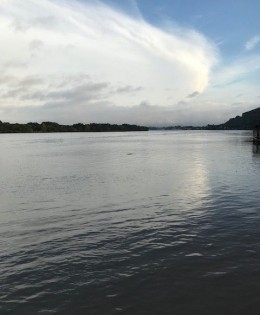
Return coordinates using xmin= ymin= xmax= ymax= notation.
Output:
xmin=0 ymin=131 xmax=260 ymax=314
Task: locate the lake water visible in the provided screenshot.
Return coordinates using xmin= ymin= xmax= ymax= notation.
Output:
xmin=1 ymin=130 xmax=260 ymax=315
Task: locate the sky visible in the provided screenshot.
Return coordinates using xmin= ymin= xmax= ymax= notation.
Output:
xmin=0 ymin=0 xmax=260 ymax=126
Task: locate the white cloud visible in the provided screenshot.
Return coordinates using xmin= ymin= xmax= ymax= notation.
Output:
xmin=245 ymin=35 xmax=260 ymax=51
xmin=1 ymin=0 xmax=258 ymax=127
xmin=0 ymin=0 xmax=219 ymax=124
xmin=212 ymin=54 xmax=260 ymax=86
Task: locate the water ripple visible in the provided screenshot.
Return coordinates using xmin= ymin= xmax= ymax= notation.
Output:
xmin=1 ymin=131 xmax=260 ymax=314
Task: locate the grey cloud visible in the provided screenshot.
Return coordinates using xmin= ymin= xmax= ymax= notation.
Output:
xmin=4 ymin=74 xmax=252 ymax=128
xmin=19 ymin=76 xmax=44 ymax=87
xmin=33 ymin=16 xmax=58 ymax=28
xmin=0 ymin=75 xmax=107 ymax=105
xmin=231 ymin=102 xmax=245 ymax=107
xmin=11 ymin=16 xmax=57 ymax=32
xmin=176 ymin=100 xmax=189 ymax=107
xmin=165 ymin=88 xmax=177 ymax=91
xmin=37 ymin=101 xmax=195 ymax=126
xmin=20 ymin=91 xmax=46 ymax=102
xmin=0 ymin=75 xmax=17 ymax=84
xmin=0 ymin=75 xmax=45 ymax=99
xmin=11 ymin=19 xmax=30 ymax=32
xmin=1 ymin=74 xmax=219 ymax=126
xmin=53 ymin=74 xmax=91 ymax=88
xmin=29 ymin=39 xmax=44 ymax=51
xmin=2 ymin=61 xmax=27 ymax=70
xmin=187 ymin=91 xmax=200 ymax=98
xmin=115 ymin=85 xmax=143 ymax=94
xmin=3 ymin=87 xmax=30 ymax=99
xmin=46 ymin=82 xmax=110 ymax=103
xmin=139 ymin=101 xmax=152 ymax=107
xmin=3 ymin=98 xmax=259 ymax=128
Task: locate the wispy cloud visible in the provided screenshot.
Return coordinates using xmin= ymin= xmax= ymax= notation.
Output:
xmin=245 ymin=35 xmax=260 ymax=51
xmin=211 ymin=54 xmax=260 ymax=87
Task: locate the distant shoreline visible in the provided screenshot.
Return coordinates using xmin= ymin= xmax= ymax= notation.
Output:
xmin=149 ymin=126 xmax=253 ymax=131
xmin=1 ymin=106 xmax=259 ymax=133
xmin=0 ymin=121 xmax=255 ymax=133
xmin=152 ymin=107 xmax=260 ymax=131
xmin=0 ymin=121 xmax=148 ymax=133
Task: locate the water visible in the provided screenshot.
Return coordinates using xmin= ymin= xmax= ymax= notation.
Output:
xmin=1 ymin=130 xmax=260 ymax=315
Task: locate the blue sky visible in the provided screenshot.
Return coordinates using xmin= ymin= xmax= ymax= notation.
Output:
xmin=0 ymin=0 xmax=259 ymax=126
xmin=104 ymin=0 xmax=260 ymax=57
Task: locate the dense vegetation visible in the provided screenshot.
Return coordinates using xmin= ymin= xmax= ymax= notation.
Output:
xmin=0 ymin=121 xmax=148 ymax=133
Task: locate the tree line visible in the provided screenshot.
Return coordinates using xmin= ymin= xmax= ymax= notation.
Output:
xmin=0 ymin=121 xmax=148 ymax=133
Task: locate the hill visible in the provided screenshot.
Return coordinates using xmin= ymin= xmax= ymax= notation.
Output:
xmin=220 ymin=107 xmax=260 ymax=129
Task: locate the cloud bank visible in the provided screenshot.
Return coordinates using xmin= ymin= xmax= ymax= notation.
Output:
xmin=0 ymin=0 xmax=220 ymax=125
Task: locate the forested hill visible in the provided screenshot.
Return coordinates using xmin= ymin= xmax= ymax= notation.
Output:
xmin=221 ymin=107 xmax=260 ymax=129
xmin=0 ymin=121 xmax=148 ymax=133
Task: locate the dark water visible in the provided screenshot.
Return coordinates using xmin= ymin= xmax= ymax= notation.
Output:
xmin=1 ymin=131 xmax=260 ymax=315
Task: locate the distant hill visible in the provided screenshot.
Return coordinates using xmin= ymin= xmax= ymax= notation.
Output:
xmin=151 ymin=107 xmax=260 ymax=131
xmin=202 ymin=107 xmax=260 ymax=130
xmin=221 ymin=107 xmax=260 ymax=130
xmin=0 ymin=121 xmax=148 ymax=133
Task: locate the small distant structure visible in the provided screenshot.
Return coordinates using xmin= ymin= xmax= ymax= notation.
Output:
xmin=253 ymin=125 xmax=260 ymax=143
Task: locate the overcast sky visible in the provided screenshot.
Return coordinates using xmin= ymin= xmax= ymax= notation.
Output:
xmin=0 ymin=0 xmax=260 ymax=126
